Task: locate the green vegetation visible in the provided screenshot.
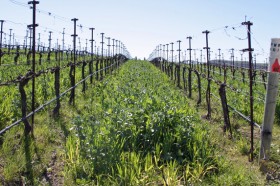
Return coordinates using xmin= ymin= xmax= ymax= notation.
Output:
xmin=63 ymin=60 xmax=218 ymax=185
xmin=0 ymin=50 xmax=95 ymax=130
xmin=0 ymin=59 xmax=268 ymax=185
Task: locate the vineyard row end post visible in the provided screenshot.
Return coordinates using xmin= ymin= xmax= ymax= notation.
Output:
xmin=259 ymin=38 xmax=280 ymax=161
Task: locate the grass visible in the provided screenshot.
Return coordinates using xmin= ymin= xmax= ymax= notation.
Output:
xmin=61 ymin=60 xmax=219 ymax=184
xmin=0 ymin=59 xmax=276 ymax=185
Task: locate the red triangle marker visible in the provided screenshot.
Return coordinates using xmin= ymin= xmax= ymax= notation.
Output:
xmin=272 ymin=58 xmax=280 ymax=72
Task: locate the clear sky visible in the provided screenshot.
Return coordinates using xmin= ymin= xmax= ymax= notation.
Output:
xmin=1 ymin=0 xmax=279 ymax=62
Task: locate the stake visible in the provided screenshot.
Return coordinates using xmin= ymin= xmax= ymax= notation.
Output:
xmin=218 ymin=48 xmax=221 ymax=75
xmin=61 ymin=28 xmax=65 ymax=60
xmin=166 ymin=43 xmax=169 ymax=61
xmin=187 ymin=36 xmax=192 ymax=68
xmin=0 ymin=20 xmax=4 ymax=65
xmin=200 ymin=49 xmax=202 ymax=66
xmin=71 ymin=18 xmax=78 ymax=105
xmin=230 ymin=48 xmax=235 ymax=71
xmin=166 ymin=43 xmax=169 ymax=75
xmin=177 ymin=40 xmax=181 ymax=87
xmin=89 ymin=27 xmax=95 ymax=83
xmin=12 ymin=33 xmax=15 ymax=47
xmin=112 ymin=38 xmax=115 ymax=57
xmin=48 ymin=31 xmax=52 ymax=52
xmin=187 ymin=36 xmax=192 ymax=98
xmin=242 ymin=21 xmax=254 ymax=161
xmin=203 ymin=30 xmax=211 ymax=119
xmin=28 ymin=0 xmax=39 ymax=134
xmin=100 ymin=33 xmax=104 ymax=79
xmin=8 ymin=29 xmax=12 ymax=54
xmin=171 ymin=42 xmax=174 ymax=80
xmin=107 ymin=37 xmax=111 ymax=72
xmin=107 ymin=37 xmax=111 ymax=55
xmin=116 ymin=40 xmax=118 ymax=55
xmin=163 ymin=44 xmax=165 ymax=72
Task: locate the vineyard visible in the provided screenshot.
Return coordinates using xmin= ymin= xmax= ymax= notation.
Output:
xmin=0 ymin=42 xmax=280 ymax=185
xmin=1 ymin=0 xmax=280 ymax=185
xmin=0 ymin=57 xmax=269 ymax=185
xmin=0 ymin=47 xmax=127 ymax=132
xmin=145 ymin=22 xmax=280 ymax=184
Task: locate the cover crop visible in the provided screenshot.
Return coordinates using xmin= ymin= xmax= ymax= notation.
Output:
xmin=65 ymin=60 xmax=217 ymax=185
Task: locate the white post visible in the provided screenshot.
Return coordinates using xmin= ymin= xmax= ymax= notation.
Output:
xmin=259 ymin=38 xmax=280 ymax=160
